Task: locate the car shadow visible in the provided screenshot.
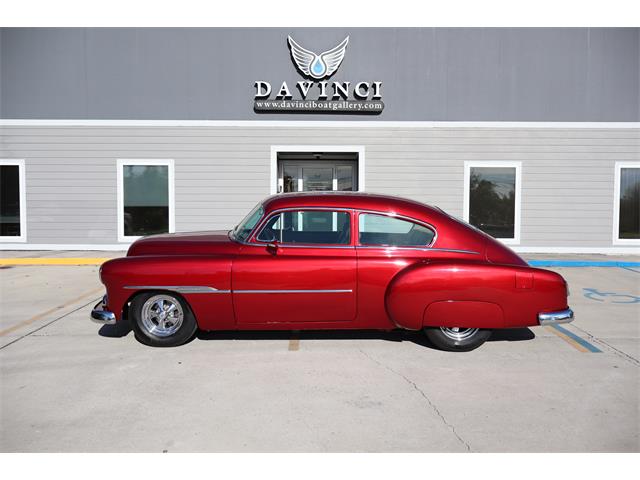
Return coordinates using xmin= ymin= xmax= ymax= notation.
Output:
xmin=195 ymin=327 xmax=535 ymax=348
xmin=98 ymin=320 xmax=132 ymax=338
xmin=98 ymin=321 xmax=535 ymax=349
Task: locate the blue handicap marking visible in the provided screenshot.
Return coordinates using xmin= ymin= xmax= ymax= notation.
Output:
xmin=583 ymin=288 xmax=640 ymax=304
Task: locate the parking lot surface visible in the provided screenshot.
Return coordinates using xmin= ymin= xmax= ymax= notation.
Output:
xmin=0 ymin=252 xmax=638 ymax=452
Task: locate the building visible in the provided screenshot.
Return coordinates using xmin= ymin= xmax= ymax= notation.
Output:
xmin=0 ymin=27 xmax=639 ymax=253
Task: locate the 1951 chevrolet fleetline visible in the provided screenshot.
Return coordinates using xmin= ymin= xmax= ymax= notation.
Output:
xmin=91 ymin=192 xmax=573 ymax=351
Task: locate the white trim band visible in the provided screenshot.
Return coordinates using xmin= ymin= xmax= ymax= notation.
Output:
xmin=1 ymin=120 xmax=639 ymax=128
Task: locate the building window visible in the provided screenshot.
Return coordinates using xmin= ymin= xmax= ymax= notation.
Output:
xmin=117 ymin=160 xmax=174 ymax=242
xmin=257 ymin=210 xmax=351 ymax=245
xmin=358 ymin=213 xmax=435 ymax=247
xmin=0 ymin=160 xmax=26 ymax=242
xmin=464 ymin=162 xmax=521 ymax=244
xmin=614 ymin=163 xmax=640 ymax=244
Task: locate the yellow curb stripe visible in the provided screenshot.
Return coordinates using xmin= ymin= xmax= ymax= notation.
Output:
xmin=544 ymin=325 xmax=589 ymax=352
xmin=0 ymin=258 xmax=111 ymax=266
xmin=0 ymin=287 xmax=104 ymax=336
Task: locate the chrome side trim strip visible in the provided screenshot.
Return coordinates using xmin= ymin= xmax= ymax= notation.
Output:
xmin=233 ymin=289 xmax=353 ymax=294
xmin=124 ymin=286 xmax=230 ymax=294
xmin=355 ymin=246 xmax=480 ymax=255
xmin=123 ymin=286 xmax=352 ymax=294
xmin=266 ymin=244 xmax=355 ymax=250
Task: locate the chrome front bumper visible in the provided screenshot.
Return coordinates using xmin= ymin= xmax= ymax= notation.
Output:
xmin=91 ymin=297 xmax=116 ymax=325
xmin=538 ymin=308 xmax=574 ymax=326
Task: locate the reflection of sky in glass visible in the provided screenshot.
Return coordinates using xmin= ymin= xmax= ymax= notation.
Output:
xmin=472 ymin=168 xmax=515 ymax=197
xmin=123 ymin=165 xmax=169 ymax=207
xmin=621 ymin=168 xmax=640 ymax=199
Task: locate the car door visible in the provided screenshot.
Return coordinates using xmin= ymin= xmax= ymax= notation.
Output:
xmin=355 ymin=212 xmax=437 ymax=328
xmin=232 ymin=208 xmax=357 ymax=325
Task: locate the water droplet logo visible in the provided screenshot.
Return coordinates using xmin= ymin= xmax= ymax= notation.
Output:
xmin=310 ymin=57 xmax=326 ymax=78
xmin=288 ymin=36 xmax=349 ymax=80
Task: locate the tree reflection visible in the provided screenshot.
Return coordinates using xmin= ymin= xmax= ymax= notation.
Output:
xmin=619 ymin=169 xmax=640 ymax=239
xmin=469 ymin=171 xmax=515 ymax=239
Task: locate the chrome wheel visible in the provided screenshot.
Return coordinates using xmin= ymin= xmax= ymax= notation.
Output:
xmin=140 ymin=294 xmax=184 ymax=337
xmin=439 ymin=326 xmax=479 ymax=341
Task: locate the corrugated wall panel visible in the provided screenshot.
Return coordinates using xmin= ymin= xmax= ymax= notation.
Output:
xmin=1 ymin=125 xmax=639 ymax=249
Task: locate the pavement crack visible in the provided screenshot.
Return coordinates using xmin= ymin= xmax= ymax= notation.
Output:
xmin=0 ymin=297 xmax=101 ymax=350
xmin=570 ymin=325 xmax=640 ymax=367
xmin=359 ymin=348 xmax=472 ymax=452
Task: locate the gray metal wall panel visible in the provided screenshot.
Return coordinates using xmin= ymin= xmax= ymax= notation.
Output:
xmin=1 ymin=28 xmax=639 ymax=121
xmin=2 ymin=125 xmax=639 ymax=248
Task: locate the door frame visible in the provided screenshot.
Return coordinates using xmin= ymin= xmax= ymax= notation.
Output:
xmin=270 ymin=145 xmax=365 ymax=195
xmin=278 ymin=161 xmax=358 ymax=193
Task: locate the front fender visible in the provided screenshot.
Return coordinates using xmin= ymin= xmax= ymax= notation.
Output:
xmin=100 ymin=255 xmax=235 ymax=330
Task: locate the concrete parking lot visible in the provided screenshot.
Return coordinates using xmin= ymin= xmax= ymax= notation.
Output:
xmin=0 ymin=252 xmax=638 ymax=452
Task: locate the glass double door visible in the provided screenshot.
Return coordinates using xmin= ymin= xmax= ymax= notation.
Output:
xmin=279 ymin=161 xmax=357 ymax=193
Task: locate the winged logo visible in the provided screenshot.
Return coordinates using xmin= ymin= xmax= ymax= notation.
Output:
xmin=287 ymin=36 xmax=349 ymax=79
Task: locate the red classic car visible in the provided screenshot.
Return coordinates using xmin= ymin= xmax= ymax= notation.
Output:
xmin=92 ymin=192 xmax=573 ymax=351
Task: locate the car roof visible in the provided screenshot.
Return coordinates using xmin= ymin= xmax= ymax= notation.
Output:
xmin=262 ymin=192 xmax=445 ymax=219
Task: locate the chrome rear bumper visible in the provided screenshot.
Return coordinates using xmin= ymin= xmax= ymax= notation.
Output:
xmin=538 ymin=308 xmax=574 ymax=326
xmin=91 ymin=298 xmax=116 ymax=325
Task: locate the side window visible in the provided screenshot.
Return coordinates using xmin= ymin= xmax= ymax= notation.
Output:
xmin=358 ymin=213 xmax=435 ymax=246
xmin=117 ymin=159 xmax=174 ymax=242
xmin=615 ymin=164 xmax=640 ymax=242
xmin=464 ymin=162 xmax=521 ymax=242
xmin=257 ymin=210 xmax=351 ymax=245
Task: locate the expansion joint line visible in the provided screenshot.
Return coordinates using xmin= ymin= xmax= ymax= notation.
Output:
xmin=358 ymin=348 xmax=472 ymax=452
xmin=570 ymin=324 xmax=640 ymax=367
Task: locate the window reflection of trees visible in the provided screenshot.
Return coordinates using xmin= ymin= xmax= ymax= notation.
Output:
xmin=469 ymin=170 xmax=515 ymax=239
xmin=619 ymin=169 xmax=640 ymax=239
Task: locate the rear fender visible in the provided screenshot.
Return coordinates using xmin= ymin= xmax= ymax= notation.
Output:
xmin=385 ymin=261 xmax=566 ymax=330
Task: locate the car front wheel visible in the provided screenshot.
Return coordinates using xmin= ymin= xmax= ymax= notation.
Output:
xmin=130 ymin=291 xmax=197 ymax=347
xmin=423 ymin=326 xmax=492 ymax=352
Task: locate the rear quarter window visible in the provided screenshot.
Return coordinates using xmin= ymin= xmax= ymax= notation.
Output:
xmin=358 ymin=213 xmax=435 ymax=246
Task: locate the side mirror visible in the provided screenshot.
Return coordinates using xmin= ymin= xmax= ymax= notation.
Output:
xmin=266 ymin=241 xmax=279 ymax=255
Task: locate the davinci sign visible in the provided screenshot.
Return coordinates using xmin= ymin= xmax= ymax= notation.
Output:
xmin=253 ymin=36 xmax=384 ymax=114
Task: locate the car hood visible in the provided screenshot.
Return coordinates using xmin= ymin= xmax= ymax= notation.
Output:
xmin=127 ymin=230 xmax=243 ymax=257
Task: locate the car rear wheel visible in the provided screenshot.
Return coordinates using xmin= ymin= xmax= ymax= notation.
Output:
xmin=423 ymin=326 xmax=492 ymax=352
xmin=130 ymin=291 xmax=197 ymax=347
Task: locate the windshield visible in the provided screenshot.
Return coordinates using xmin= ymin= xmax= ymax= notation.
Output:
xmin=231 ymin=203 xmax=264 ymax=242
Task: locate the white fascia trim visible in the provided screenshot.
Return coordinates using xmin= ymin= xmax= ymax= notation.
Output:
xmin=1 ymin=119 xmax=639 ymax=129
xmin=512 ymin=246 xmax=640 ymax=255
xmin=0 ymin=159 xmax=27 ymax=243
xmin=612 ymin=162 xmax=640 ymax=246
xmin=463 ymin=161 xmax=522 ymax=245
xmin=270 ymin=145 xmax=365 ymax=195
xmin=1 ymin=244 xmax=639 ymax=255
xmin=116 ymin=159 xmax=175 ymax=243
